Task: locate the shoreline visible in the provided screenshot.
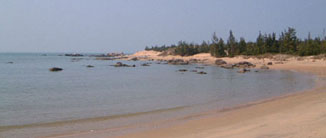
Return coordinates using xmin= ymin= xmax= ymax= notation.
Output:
xmin=115 ymin=51 xmax=326 ymax=138
xmin=2 ymin=51 xmax=326 ymax=138
xmin=44 ymin=51 xmax=326 ymax=138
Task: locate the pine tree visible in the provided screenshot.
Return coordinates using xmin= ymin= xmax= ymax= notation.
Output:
xmin=216 ymin=38 xmax=226 ymax=57
xmin=239 ymin=37 xmax=246 ymax=54
xmin=280 ymin=27 xmax=297 ymax=54
xmin=227 ymin=30 xmax=237 ymax=57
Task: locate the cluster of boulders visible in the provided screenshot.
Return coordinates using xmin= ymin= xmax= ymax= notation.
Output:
xmin=177 ymin=66 xmax=207 ymax=75
xmin=167 ymin=59 xmax=189 ymax=65
xmin=215 ymin=59 xmax=272 ymax=73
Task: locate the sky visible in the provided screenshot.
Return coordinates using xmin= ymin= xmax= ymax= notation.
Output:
xmin=0 ymin=0 xmax=326 ymax=53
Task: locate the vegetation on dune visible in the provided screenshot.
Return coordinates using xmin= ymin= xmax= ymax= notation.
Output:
xmin=145 ymin=28 xmax=326 ymax=57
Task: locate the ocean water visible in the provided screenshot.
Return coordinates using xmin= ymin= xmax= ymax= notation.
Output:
xmin=0 ymin=53 xmax=315 ymax=134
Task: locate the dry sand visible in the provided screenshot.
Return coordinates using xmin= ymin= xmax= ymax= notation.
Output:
xmin=117 ymin=51 xmax=326 ymax=138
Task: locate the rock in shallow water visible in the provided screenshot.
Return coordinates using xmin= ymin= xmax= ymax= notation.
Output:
xmin=197 ymin=71 xmax=207 ymax=75
xmin=113 ymin=62 xmax=135 ymax=67
xmin=49 ymin=67 xmax=63 ymax=72
xmin=237 ymin=68 xmax=250 ymax=73
xmin=215 ymin=59 xmax=227 ymax=65
xmin=178 ymin=69 xmax=188 ymax=72
xmin=221 ymin=64 xmax=234 ymax=69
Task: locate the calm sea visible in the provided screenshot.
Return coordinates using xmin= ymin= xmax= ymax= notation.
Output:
xmin=0 ymin=53 xmax=316 ymax=137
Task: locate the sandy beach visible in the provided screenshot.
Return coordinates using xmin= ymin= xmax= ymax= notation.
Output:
xmin=115 ymin=51 xmax=326 ymax=138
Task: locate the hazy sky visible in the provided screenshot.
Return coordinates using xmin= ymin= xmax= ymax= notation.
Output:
xmin=1 ymin=0 xmax=325 ymax=53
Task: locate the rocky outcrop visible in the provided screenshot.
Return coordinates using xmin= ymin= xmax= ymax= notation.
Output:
xmin=49 ymin=67 xmax=63 ymax=72
xmin=233 ymin=61 xmax=255 ymax=68
xmin=167 ymin=59 xmax=189 ymax=65
xmin=267 ymin=62 xmax=273 ymax=65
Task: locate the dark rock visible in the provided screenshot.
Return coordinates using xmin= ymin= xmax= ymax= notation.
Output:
xmin=86 ymin=65 xmax=94 ymax=68
xmin=7 ymin=62 xmax=14 ymax=64
xmin=197 ymin=71 xmax=207 ymax=75
xmin=260 ymin=65 xmax=270 ymax=70
xmin=215 ymin=59 xmax=227 ymax=65
xmin=141 ymin=63 xmax=150 ymax=66
xmin=178 ymin=69 xmax=188 ymax=72
xmin=267 ymin=62 xmax=273 ymax=65
xmin=49 ymin=67 xmax=63 ymax=72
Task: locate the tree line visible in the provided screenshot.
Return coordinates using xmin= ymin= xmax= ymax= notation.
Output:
xmin=145 ymin=28 xmax=326 ymax=57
